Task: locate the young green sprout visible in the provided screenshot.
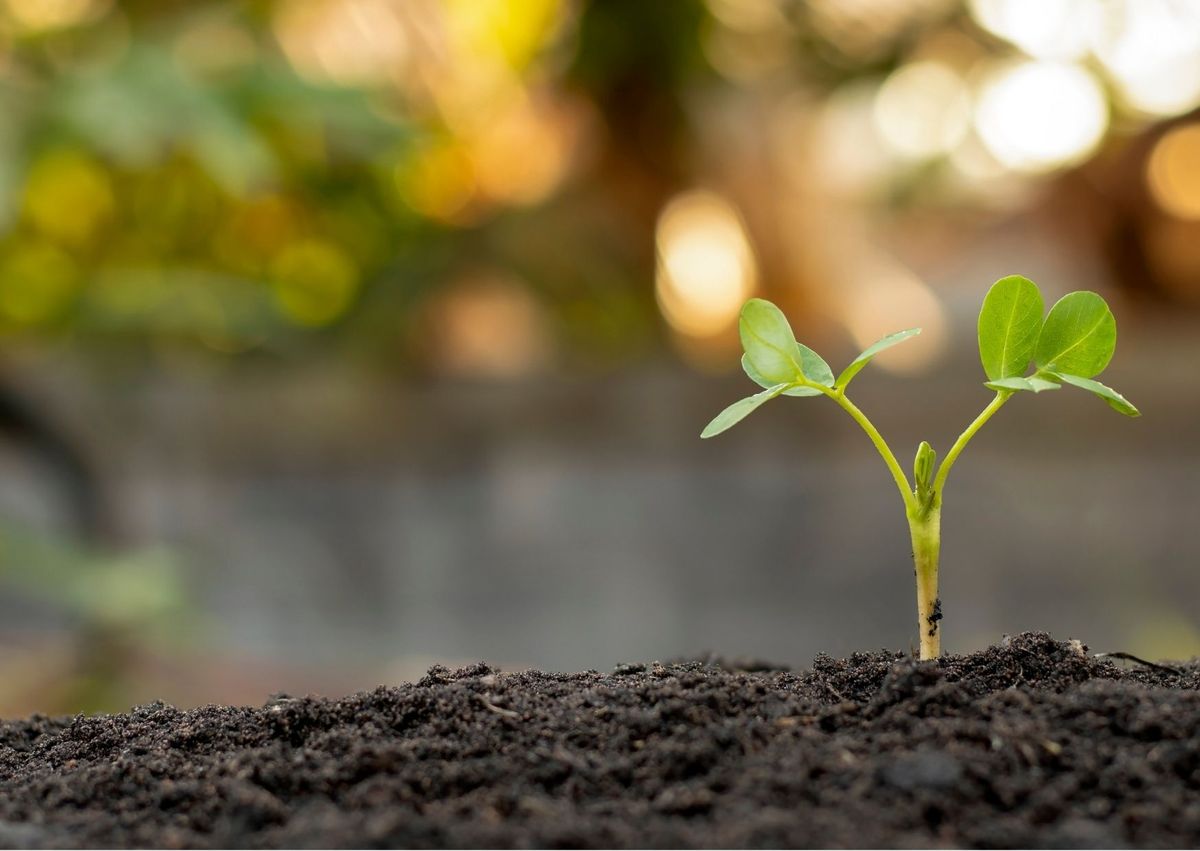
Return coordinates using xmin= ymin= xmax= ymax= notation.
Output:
xmin=701 ymin=275 xmax=1139 ymax=660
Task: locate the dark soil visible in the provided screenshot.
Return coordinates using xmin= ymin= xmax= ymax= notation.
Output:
xmin=2 ymin=632 xmax=1199 ymax=848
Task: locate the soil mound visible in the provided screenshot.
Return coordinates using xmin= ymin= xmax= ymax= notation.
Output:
xmin=1 ymin=632 xmax=1197 ymax=848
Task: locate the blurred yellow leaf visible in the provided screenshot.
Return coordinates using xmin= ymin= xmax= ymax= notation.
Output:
xmin=270 ymin=240 xmax=359 ymax=327
xmin=22 ymin=150 xmax=114 ymax=246
xmin=0 ymin=242 xmax=80 ymax=324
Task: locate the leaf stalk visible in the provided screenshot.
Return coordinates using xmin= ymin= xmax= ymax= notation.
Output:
xmin=819 ymin=387 xmax=916 ymax=514
xmin=931 ymin=390 xmax=1011 ymax=498
xmin=820 ymin=387 xmax=1015 ymax=660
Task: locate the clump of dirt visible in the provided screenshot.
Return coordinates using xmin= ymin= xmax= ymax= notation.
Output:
xmin=1 ymin=632 xmax=1198 ymax=848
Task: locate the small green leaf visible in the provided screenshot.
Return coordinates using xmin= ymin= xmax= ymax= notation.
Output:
xmin=700 ymin=384 xmax=789 ymax=438
xmin=978 ymin=275 xmax=1044 ymax=381
xmin=1051 ymin=372 xmax=1140 ymax=417
xmin=739 ymin=299 xmax=803 ymax=385
xmin=836 ymin=328 xmax=921 ymax=389
xmin=984 ymin=376 xmax=1061 ymax=393
xmin=742 ymin=355 xmax=821 ymax=397
xmin=796 ymin=342 xmax=835 ymax=388
xmin=1034 ymin=291 xmax=1116 ymax=378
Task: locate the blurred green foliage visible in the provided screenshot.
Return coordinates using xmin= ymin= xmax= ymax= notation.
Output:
xmin=0 ymin=0 xmax=668 ymax=369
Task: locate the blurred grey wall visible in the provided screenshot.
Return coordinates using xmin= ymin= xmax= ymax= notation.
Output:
xmin=5 ymin=297 xmax=1193 ymax=693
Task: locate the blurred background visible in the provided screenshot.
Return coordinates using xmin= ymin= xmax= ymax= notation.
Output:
xmin=0 ymin=0 xmax=1197 ymax=714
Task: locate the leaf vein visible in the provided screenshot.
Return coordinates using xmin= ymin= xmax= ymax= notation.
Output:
xmin=1044 ymin=313 xmax=1107 ymax=366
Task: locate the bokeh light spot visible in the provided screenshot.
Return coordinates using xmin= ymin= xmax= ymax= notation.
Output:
xmin=423 ymin=275 xmax=549 ymax=379
xmin=655 ymin=191 xmax=757 ymax=338
xmin=470 ymin=95 xmax=581 ymax=206
xmin=270 ymin=241 xmax=359 ymax=327
xmin=844 ymin=266 xmax=947 ymax=375
xmin=0 ymin=242 xmax=79 ymax=324
xmin=395 ymin=144 xmax=478 ymax=223
xmin=1092 ymin=0 xmax=1200 ymax=118
xmin=4 ymin=0 xmax=109 ymax=33
xmin=974 ymin=60 xmax=1107 ymax=173
xmin=968 ymin=0 xmax=1094 ymax=60
xmin=1147 ymin=124 xmax=1200 ymax=221
xmin=273 ymin=0 xmax=409 ymax=88
xmin=445 ymin=0 xmax=564 ymax=70
xmin=873 ymin=61 xmax=970 ymax=160
xmin=22 ymin=150 xmax=114 ymax=245
xmin=809 ymin=83 xmax=893 ymax=196
xmin=174 ymin=18 xmax=259 ymax=78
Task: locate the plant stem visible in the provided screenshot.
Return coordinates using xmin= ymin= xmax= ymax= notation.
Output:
xmin=908 ymin=505 xmax=942 ymax=660
xmin=821 ymin=388 xmax=915 ymax=512
xmin=931 ymin=390 xmax=1011 ymax=498
xmin=906 ymin=389 xmax=1010 ymax=659
xmin=819 ymin=387 xmax=1012 ymax=659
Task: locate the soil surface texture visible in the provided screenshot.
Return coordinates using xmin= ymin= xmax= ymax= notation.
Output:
xmin=1 ymin=632 xmax=1199 ymax=848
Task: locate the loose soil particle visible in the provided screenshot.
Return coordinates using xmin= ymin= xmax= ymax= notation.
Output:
xmin=2 ymin=632 xmax=1199 ymax=848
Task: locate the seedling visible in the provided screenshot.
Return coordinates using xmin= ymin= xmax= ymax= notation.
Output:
xmin=701 ymin=275 xmax=1139 ymax=659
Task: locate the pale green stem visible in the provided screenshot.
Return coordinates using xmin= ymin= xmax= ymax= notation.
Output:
xmin=931 ymin=390 xmax=1011 ymax=499
xmin=905 ymin=388 xmax=1011 ymax=659
xmin=909 ymin=506 xmax=942 ymax=659
xmin=816 ymin=386 xmax=1012 ymax=660
xmin=820 ymin=387 xmax=915 ymax=513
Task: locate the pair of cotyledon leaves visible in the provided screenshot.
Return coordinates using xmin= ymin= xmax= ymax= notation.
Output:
xmin=701 ymin=275 xmax=1138 ymax=439
xmin=975 ymin=275 xmax=1137 ymax=416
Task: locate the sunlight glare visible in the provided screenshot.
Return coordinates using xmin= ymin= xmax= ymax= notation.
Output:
xmin=1147 ymin=124 xmax=1200 ymax=221
xmin=974 ymin=60 xmax=1107 ymax=173
xmin=655 ymin=191 xmax=757 ymax=337
xmin=873 ymin=62 xmax=971 ymax=160
xmin=273 ymin=0 xmax=409 ymax=87
xmin=844 ymin=268 xmax=946 ymax=375
xmin=968 ymin=0 xmax=1094 ymax=60
xmin=1092 ymin=0 xmax=1200 ymax=117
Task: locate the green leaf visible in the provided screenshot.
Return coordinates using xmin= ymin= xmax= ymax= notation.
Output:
xmin=978 ymin=275 xmax=1044 ymax=380
xmin=836 ymin=328 xmax=921 ymax=389
xmin=796 ymin=342 xmax=835 ymax=388
xmin=1034 ymin=291 xmax=1116 ymax=378
xmin=984 ymin=376 xmax=1061 ymax=393
xmin=700 ymin=384 xmax=790 ymax=438
xmin=742 ymin=355 xmax=821 ymax=397
xmin=1051 ymin=372 xmax=1140 ymax=417
xmin=739 ymin=299 xmax=803 ymax=385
